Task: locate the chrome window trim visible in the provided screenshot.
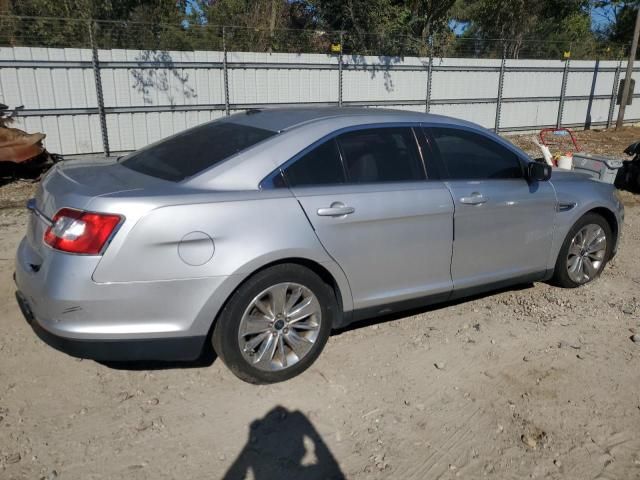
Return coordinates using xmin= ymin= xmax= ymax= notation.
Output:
xmin=259 ymin=122 xmax=428 ymax=190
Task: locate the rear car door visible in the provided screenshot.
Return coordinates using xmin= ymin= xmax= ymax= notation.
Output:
xmin=280 ymin=126 xmax=454 ymax=312
xmin=424 ymin=126 xmax=557 ymax=291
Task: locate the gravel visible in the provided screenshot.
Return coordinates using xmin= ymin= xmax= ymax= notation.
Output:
xmin=1 ymin=126 xmax=640 ymax=479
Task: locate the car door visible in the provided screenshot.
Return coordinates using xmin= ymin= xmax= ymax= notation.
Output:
xmin=424 ymin=125 xmax=557 ymax=292
xmin=280 ymin=125 xmax=454 ymax=313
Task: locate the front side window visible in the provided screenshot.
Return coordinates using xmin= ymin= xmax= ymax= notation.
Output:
xmin=336 ymin=128 xmax=425 ymax=183
xmin=429 ymin=127 xmax=523 ymax=180
xmin=121 ymin=122 xmax=276 ymax=182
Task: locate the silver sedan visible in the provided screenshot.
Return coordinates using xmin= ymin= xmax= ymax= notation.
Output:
xmin=15 ymin=108 xmax=624 ymax=383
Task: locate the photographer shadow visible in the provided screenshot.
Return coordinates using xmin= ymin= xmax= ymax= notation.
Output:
xmin=223 ymin=406 xmax=345 ymax=480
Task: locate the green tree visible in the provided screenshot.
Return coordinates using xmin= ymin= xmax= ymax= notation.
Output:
xmin=1 ymin=0 xmax=189 ymax=48
xmin=304 ymin=0 xmax=456 ymax=55
xmin=452 ymin=0 xmax=598 ymax=58
xmin=197 ymin=0 xmax=320 ymax=52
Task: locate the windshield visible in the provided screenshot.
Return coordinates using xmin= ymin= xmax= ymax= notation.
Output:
xmin=120 ymin=122 xmax=276 ymax=182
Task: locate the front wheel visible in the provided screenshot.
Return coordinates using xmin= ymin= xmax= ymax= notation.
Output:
xmin=552 ymin=213 xmax=613 ymax=288
xmin=212 ymin=264 xmax=337 ymax=384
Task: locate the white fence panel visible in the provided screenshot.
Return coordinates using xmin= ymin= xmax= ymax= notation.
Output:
xmin=430 ymin=103 xmax=498 ymax=129
xmin=343 ymin=55 xmax=427 ymax=103
xmin=1 ymin=46 xmax=639 ymax=156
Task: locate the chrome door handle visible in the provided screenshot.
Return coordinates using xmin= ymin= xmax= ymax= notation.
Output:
xmin=460 ymin=193 xmax=488 ymax=205
xmin=317 ymin=203 xmax=355 ymax=217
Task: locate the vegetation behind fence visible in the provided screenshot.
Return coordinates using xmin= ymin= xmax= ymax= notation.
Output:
xmin=0 ymin=15 xmax=633 ymax=61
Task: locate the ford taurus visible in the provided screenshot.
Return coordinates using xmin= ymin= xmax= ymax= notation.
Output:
xmin=15 ymin=108 xmax=624 ymax=383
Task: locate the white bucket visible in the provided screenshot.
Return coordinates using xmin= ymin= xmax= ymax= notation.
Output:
xmin=557 ymin=154 xmax=573 ymax=170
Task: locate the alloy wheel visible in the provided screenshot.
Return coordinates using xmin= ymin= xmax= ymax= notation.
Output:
xmin=566 ymin=223 xmax=607 ymax=284
xmin=238 ymin=282 xmax=322 ymax=371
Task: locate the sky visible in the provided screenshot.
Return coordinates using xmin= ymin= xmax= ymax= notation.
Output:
xmin=591 ymin=4 xmax=616 ymax=31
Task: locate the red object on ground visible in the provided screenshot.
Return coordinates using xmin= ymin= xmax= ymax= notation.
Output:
xmin=539 ymin=127 xmax=582 ymax=155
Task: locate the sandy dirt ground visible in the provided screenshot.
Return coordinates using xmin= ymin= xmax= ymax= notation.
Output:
xmin=1 ymin=127 xmax=640 ymax=480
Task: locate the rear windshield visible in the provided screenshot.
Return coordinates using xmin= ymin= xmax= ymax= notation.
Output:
xmin=120 ymin=122 xmax=276 ymax=181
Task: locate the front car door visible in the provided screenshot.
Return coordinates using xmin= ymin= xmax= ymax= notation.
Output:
xmin=423 ymin=125 xmax=557 ymax=292
xmin=279 ymin=125 xmax=454 ymax=315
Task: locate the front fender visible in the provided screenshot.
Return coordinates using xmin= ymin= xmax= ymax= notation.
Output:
xmin=547 ymin=179 xmax=622 ymax=270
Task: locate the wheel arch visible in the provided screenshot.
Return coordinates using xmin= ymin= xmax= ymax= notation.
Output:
xmin=586 ymin=206 xmax=619 ymax=251
xmin=548 ymin=202 xmax=620 ymax=274
xmin=198 ymin=256 xmax=352 ymax=340
xmin=550 ymin=206 xmax=617 ymax=287
xmin=241 ymin=257 xmax=347 ymax=315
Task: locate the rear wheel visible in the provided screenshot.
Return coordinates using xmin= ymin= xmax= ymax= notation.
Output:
xmin=552 ymin=213 xmax=613 ymax=288
xmin=212 ymin=264 xmax=336 ymax=384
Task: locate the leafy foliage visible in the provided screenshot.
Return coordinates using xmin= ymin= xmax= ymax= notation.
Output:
xmin=0 ymin=0 xmax=636 ymax=58
xmin=452 ymin=0 xmax=606 ymax=58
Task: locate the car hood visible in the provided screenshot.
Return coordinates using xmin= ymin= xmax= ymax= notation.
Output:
xmin=549 ymin=169 xmax=593 ymax=182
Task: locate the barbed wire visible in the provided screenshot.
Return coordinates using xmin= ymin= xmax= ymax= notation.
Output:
xmin=0 ymin=15 xmax=630 ymax=60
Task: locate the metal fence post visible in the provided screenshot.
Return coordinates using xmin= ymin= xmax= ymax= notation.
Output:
xmin=584 ymin=58 xmax=599 ymax=130
xmin=88 ymin=20 xmax=110 ymax=157
xmin=494 ymin=46 xmax=506 ymax=132
xmin=425 ymin=39 xmax=433 ymax=113
xmin=556 ymin=57 xmax=570 ymax=128
xmin=607 ymin=61 xmax=622 ymax=129
xmin=223 ymin=26 xmax=230 ymax=116
xmin=338 ymin=31 xmax=343 ymax=107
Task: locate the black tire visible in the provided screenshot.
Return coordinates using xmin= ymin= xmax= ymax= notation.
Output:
xmin=212 ymin=264 xmax=337 ymax=384
xmin=552 ymin=212 xmax=613 ymax=288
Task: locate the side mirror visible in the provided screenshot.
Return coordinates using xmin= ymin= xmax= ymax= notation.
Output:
xmin=527 ymin=162 xmax=552 ymax=182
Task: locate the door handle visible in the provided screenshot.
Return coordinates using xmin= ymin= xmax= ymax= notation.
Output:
xmin=460 ymin=192 xmax=488 ymax=205
xmin=317 ymin=203 xmax=355 ymax=217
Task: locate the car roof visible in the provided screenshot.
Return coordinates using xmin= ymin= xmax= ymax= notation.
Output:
xmin=187 ymin=107 xmax=527 ymax=191
xmin=223 ymin=106 xmax=474 ymax=132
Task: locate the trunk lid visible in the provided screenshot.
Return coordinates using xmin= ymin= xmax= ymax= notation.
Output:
xmin=36 ymin=158 xmax=155 ymax=217
xmin=27 ymin=157 xmax=165 ymax=258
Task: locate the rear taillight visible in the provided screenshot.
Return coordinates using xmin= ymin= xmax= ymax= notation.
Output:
xmin=44 ymin=208 xmax=122 ymax=255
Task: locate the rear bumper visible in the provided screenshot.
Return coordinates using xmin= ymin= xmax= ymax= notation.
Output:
xmin=16 ymin=290 xmax=205 ymax=361
xmin=14 ymin=236 xmax=229 ymax=361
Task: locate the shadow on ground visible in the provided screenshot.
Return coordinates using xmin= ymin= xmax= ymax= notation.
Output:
xmin=333 ymin=282 xmax=535 ymax=335
xmin=101 ymin=344 xmax=217 ymax=371
xmin=16 ymin=281 xmax=535 ymax=372
xmin=223 ymin=406 xmax=345 ymax=480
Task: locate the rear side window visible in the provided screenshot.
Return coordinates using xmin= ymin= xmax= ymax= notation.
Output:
xmin=284 ymin=139 xmax=346 ymax=187
xmin=121 ymin=122 xmax=275 ymax=181
xmin=429 ymin=127 xmax=522 ymax=180
xmin=337 ymin=128 xmax=425 ymax=183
